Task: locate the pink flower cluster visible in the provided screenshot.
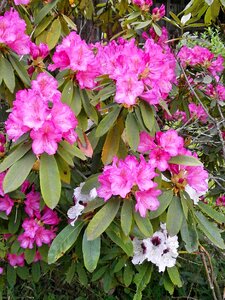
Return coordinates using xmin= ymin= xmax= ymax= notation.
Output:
xmin=0 ymin=134 xmax=6 ymax=154
xmin=0 ymin=172 xmax=14 ymax=215
xmin=132 ymin=0 xmax=153 ymax=10
xmin=6 ymin=73 xmax=78 ymax=155
xmin=49 ymin=32 xmax=176 ymax=107
xmin=205 ymin=83 xmax=225 ymax=102
xmin=0 ymin=9 xmax=31 ymax=55
xmin=138 ymin=130 xmax=208 ymax=202
xmin=178 ymin=46 xmax=224 ymax=77
xmin=98 ymin=155 xmax=161 ymax=217
xmin=18 ymin=182 xmax=59 ymax=249
xmin=152 ymin=4 xmax=166 ymax=21
xmin=30 ymin=42 xmax=49 ymax=60
xmin=14 ymin=0 xmax=30 ymax=5
xmin=7 ymin=251 xmax=41 ymax=267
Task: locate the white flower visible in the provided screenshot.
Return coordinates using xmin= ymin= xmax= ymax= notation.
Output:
xmin=185 ymin=184 xmax=207 ymax=204
xmin=68 ymin=182 xmax=98 ymax=226
xmin=67 ymin=202 xmax=85 ymax=226
xmin=131 ymin=238 xmax=147 ymax=265
xmin=131 ymin=223 xmax=179 ymax=272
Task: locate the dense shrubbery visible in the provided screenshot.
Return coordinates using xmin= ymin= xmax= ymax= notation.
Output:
xmin=0 ymin=0 xmax=225 ymax=299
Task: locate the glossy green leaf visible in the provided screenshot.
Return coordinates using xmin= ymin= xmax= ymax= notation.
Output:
xmin=167 ymin=266 xmax=182 ymax=287
xmin=3 ymin=151 xmax=36 ymax=194
xmin=61 ymin=80 xmax=74 ymax=106
xmin=125 ymin=113 xmax=140 ymax=151
xmin=123 ymin=262 xmax=134 ymax=287
xmin=149 ymin=190 xmax=173 ymax=219
xmin=82 ymin=230 xmax=101 ymax=273
xmin=7 ymin=265 xmax=16 ymax=287
xmin=139 ymin=102 xmax=155 ymax=132
xmin=0 ymin=142 xmax=31 ymax=173
xmin=46 ymin=18 xmax=62 ymax=50
xmin=57 ymin=144 xmax=74 ymax=167
xmin=34 ymin=0 xmax=61 ymax=25
xmin=134 ymin=212 xmax=153 ymax=237
xmin=198 ymin=202 xmax=225 ymax=224
xmin=25 ymin=247 xmax=36 ymax=264
xmin=34 ymin=15 xmax=54 ymax=38
xmin=135 ymin=20 xmax=152 ymax=30
xmin=181 ymin=216 xmax=198 ymax=252
xmin=9 ymin=55 xmax=30 ymax=87
xmin=95 ymin=106 xmax=121 ymax=137
xmin=167 ymin=197 xmax=184 ymax=236
xmin=40 ymin=153 xmax=61 ymax=209
xmin=0 ymin=56 xmax=15 ymax=93
xmin=32 ymin=263 xmax=41 ymax=283
xmin=121 ymin=200 xmax=133 ymax=236
xmin=80 ymin=90 xmax=98 ymax=124
xmin=169 ymin=155 xmax=202 ymax=166
xmin=195 ymin=211 xmax=225 ymax=249
xmin=81 ymin=173 xmax=100 ymax=194
xmin=48 ymin=221 xmax=84 ymax=264
xmin=86 ymin=198 xmax=120 ymax=240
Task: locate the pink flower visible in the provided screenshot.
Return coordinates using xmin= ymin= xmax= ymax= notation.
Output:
xmin=188 ymin=103 xmax=208 ymax=123
xmin=150 ymin=148 xmax=171 ymax=171
xmin=14 ymin=0 xmax=30 ymax=4
xmin=31 ymin=73 xmax=60 ymax=100
xmin=135 ymin=187 xmax=161 ymax=217
xmin=115 ymin=74 xmax=144 ymax=106
xmin=0 ymin=172 xmax=5 ymax=197
xmin=0 ymin=9 xmax=31 ymax=55
xmin=186 ymin=166 xmax=208 ymax=193
xmin=41 ymin=207 xmax=60 ymax=225
xmin=24 ymin=190 xmax=40 ymax=217
xmin=152 ymin=4 xmax=166 ymax=21
xmin=30 ymin=42 xmax=49 ymax=60
xmin=138 ymin=131 xmax=156 ymax=153
xmin=0 ymin=134 xmax=6 ymax=153
xmin=18 ymin=233 xmax=35 ymax=249
xmin=7 ymin=253 xmax=25 ymax=267
xmin=216 ymin=195 xmax=225 ymax=206
xmin=35 ymin=227 xmax=56 ymax=247
xmin=0 ymin=195 xmax=14 ymax=215
xmin=157 ymin=129 xmax=184 ymax=156
xmin=22 ymin=219 xmax=40 ymax=238
xmin=136 ymin=156 xmax=157 ymax=191
xmin=30 ymin=121 xmax=62 ymax=155
xmin=97 ymin=168 xmax=113 ymax=201
xmin=33 ymin=251 xmax=42 ymax=262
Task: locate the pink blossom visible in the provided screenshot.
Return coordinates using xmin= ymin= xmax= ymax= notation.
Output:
xmin=31 ymin=73 xmax=60 ymax=100
xmin=132 ymin=0 xmax=153 ymax=10
xmin=30 ymin=42 xmax=49 ymax=60
xmin=14 ymin=0 xmax=30 ymax=4
xmin=35 ymin=227 xmax=56 ymax=247
xmin=0 ymin=134 xmax=6 ymax=153
xmin=150 ymin=148 xmax=171 ymax=171
xmin=157 ymin=129 xmax=184 ymax=156
xmin=152 ymin=4 xmax=166 ymax=21
xmin=188 ymin=103 xmax=208 ymax=123
xmin=22 ymin=219 xmax=40 ymax=238
xmin=136 ymin=156 xmax=157 ymax=191
xmin=216 ymin=195 xmax=225 ymax=206
xmin=18 ymin=233 xmax=35 ymax=249
xmin=97 ymin=168 xmax=114 ymax=201
xmin=7 ymin=253 xmax=25 ymax=267
xmin=135 ymin=187 xmax=161 ymax=217
xmin=186 ymin=166 xmax=208 ymax=193
xmin=41 ymin=207 xmax=60 ymax=225
xmin=24 ymin=190 xmax=40 ymax=218
xmin=138 ymin=132 xmax=157 ymax=153
xmin=0 ymin=172 xmax=5 ymax=197
xmin=33 ymin=251 xmax=42 ymax=262
xmin=0 ymin=267 xmax=3 ymax=275
xmin=0 ymin=9 xmax=31 ymax=55
xmin=0 ymin=195 xmax=14 ymax=215
xmin=205 ymin=83 xmax=225 ymax=102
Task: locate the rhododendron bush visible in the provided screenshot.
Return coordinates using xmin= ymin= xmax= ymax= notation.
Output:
xmin=0 ymin=0 xmax=225 ymax=298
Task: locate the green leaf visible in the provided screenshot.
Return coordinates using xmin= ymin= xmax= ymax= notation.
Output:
xmin=48 ymin=221 xmax=84 ymax=264
xmin=34 ymin=0 xmax=61 ymax=25
xmin=198 ymin=202 xmax=225 ymax=225
xmin=80 ymin=90 xmax=98 ymax=124
xmin=0 ymin=56 xmax=15 ymax=93
xmin=62 ymin=14 xmax=77 ymax=30
xmin=17 ymin=267 xmax=29 ymax=280
xmin=0 ymin=142 xmax=31 ymax=173
xmin=34 ymin=15 xmax=54 ymax=38
xmin=57 ymin=144 xmax=74 ymax=167
xmin=180 ymin=192 xmax=189 ymax=219
xmin=181 ymin=216 xmax=198 ymax=252
xmin=46 ymin=18 xmax=61 ymax=50
xmin=82 ymin=229 xmax=101 ymax=273
xmin=8 ymin=207 xmax=21 ymax=234
xmin=167 ymin=197 xmax=184 ymax=236
xmin=91 ymin=265 xmax=108 ymax=282
xmin=40 ymin=153 xmax=61 ymax=209
xmin=32 ymin=263 xmax=41 ymax=283
xmin=121 ymin=200 xmax=133 ymax=236
xmin=149 ymin=190 xmax=173 ymax=219
xmin=134 ymin=212 xmax=153 ymax=237
xmin=76 ymin=262 xmax=88 ymax=286
xmin=163 ymin=275 xmax=174 ymax=295
xmin=195 ymin=211 xmax=225 ymax=249
xmin=9 ymin=55 xmax=30 ymax=87
xmin=167 ymin=266 xmax=182 ymax=287
xmin=139 ymin=102 xmax=155 ymax=132
xmin=152 ymin=23 xmax=162 ymax=36
xmin=106 ymin=224 xmax=133 ymax=256
xmin=61 ymin=80 xmax=74 ymax=106
xmin=81 ymin=174 xmax=100 ymax=194
xmin=7 ymin=265 xmax=16 ymax=287
xmin=60 ymin=141 xmax=86 ymax=160
xmin=95 ymin=106 xmax=121 ymax=137
xmin=135 ymin=20 xmax=152 ymax=30
xmin=134 ymin=264 xmax=152 ymax=297
xmin=3 ymin=151 xmax=36 ymax=194
xmin=114 ymin=256 xmax=127 ymax=273
xmin=123 ymin=263 xmax=134 ymax=287
xmin=25 ymin=247 xmax=36 ymax=264
xmin=86 ymin=198 xmax=120 ymax=240
xmin=83 ymin=198 xmax=104 ymax=213
xmin=125 ymin=113 xmax=140 ymax=151
xmin=169 ymin=155 xmax=202 ymax=166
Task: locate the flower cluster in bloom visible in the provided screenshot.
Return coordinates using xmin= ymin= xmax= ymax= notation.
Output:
xmin=5 ymin=73 xmax=78 ymax=155
xmin=0 ymin=9 xmax=31 ymax=55
xmin=67 ymin=182 xmax=97 ymax=225
xmin=138 ymin=130 xmax=208 ymax=204
xmin=49 ymin=31 xmax=176 ymax=107
xmin=178 ymin=45 xmax=224 ymax=78
xmin=205 ymin=83 xmax=225 ymax=102
xmin=7 ymin=253 xmax=25 ymax=267
xmin=152 ymin=4 xmax=166 ymax=22
xmin=97 ymin=155 xmax=161 ymax=217
xmin=0 ymin=172 xmax=14 ymax=215
xmin=132 ymin=0 xmax=153 ymax=10
xmin=132 ymin=223 xmax=179 ymax=272
xmin=216 ymin=195 xmax=225 ymax=207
